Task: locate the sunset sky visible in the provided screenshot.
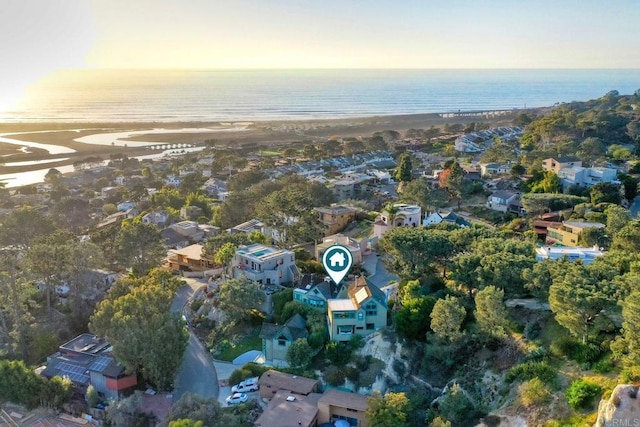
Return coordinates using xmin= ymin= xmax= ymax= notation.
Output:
xmin=1 ymin=0 xmax=639 ymax=110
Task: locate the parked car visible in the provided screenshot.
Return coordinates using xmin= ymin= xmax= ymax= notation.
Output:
xmin=231 ymin=376 xmax=259 ymax=393
xmin=226 ymin=392 xmax=248 ymax=405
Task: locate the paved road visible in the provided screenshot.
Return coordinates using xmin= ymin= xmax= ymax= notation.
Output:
xmin=172 ymin=278 xmax=219 ymax=401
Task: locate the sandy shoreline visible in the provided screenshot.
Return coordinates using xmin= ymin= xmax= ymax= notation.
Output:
xmin=0 ymin=109 xmax=538 ymax=179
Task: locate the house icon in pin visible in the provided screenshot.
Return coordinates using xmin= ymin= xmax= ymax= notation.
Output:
xmin=328 ymin=251 xmax=346 ymax=268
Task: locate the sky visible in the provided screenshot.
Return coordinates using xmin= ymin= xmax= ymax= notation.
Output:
xmin=1 ymin=0 xmax=639 ymax=110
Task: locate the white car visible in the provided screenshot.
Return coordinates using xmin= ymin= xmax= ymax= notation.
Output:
xmin=231 ymin=377 xmax=259 ymax=393
xmin=226 ymin=392 xmax=248 ymax=405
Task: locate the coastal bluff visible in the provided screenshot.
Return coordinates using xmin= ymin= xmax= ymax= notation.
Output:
xmin=596 ymin=384 xmax=640 ymax=427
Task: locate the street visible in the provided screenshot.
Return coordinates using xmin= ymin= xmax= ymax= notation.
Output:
xmin=171 ymin=278 xmax=219 ymax=400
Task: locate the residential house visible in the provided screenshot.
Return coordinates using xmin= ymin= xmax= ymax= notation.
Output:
xmin=116 ymin=201 xmax=136 ymax=212
xmin=327 ymin=276 xmax=387 ymax=342
xmin=96 ymin=208 xmax=137 ymax=229
xmin=232 ymin=244 xmax=299 ymax=286
xmin=165 ymin=176 xmax=182 ymax=187
xmin=100 ymin=186 xmax=117 ymax=198
xmin=423 ymin=211 xmax=471 ymax=227
xmin=535 ymin=246 xmax=604 ymax=265
xmin=169 ymin=220 xmax=205 ymax=242
xmin=315 ymin=205 xmax=359 ymax=236
xmin=480 ymin=163 xmax=512 ymax=177
xmin=317 ymin=389 xmax=369 ymax=427
xmin=533 ymin=220 xmax=563 ymax=241
xmin=546 ymin=221 xmax=606 ymax=247
xmin=39 ymin=333 xmax=136 ymax=399
xmin=167 ymin=244 xmax=215 ymax=272
xmin=254 ymin=389 xmax=322 ymax=427
xmin=293 ymin=275 xmax=341 ymax=310
xmin=230 ymin=219 xmax=267 ymax=235
xmin=315 ymin=234 xmax=364 ymax=265
xmin=486 ymin=190 xmax=520 ymax=213
xmin=142 ymin=210 xmax=170 ymax=226
xmin=258 ymin=370 xmax=320 ymax=400
xmin=542 ymin=156 xmax=582 ymax=173
xmin=373 ymin=203 xmax=422 ymax=238
xmin=161 ymin=228 xmax=190 ymax=249
xmin=557 ymin=165 xmax=618 ymax=188
xmin=259 ymin=314 xmax=308 ymax=366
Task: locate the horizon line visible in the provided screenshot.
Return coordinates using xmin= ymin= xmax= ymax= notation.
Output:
xmin=56 ymin=66 xmax=640 ymax=72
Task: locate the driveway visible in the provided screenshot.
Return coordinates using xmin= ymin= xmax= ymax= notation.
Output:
xmin=363 ymin=252 xmax=398 ymax=288
xmin=172 ymin=277 xmax=219 ymax=401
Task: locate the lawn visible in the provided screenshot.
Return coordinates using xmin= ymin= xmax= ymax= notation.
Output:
xmin=214 ymin=333 xmax=262 ymax=362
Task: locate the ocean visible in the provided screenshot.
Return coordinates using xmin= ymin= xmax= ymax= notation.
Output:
xmin=5 ymin=69 xmax=640 ymax=123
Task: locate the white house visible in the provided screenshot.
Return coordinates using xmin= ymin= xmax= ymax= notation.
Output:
xmin=373 ymin=204 xmax=422 ymax=238
xmin=480 ymin=163 xmax=512 ymax=177
xmin=423 ymin=211 xmax=471 ymax=227
xmin=142 ymin=210 xmax=170 ymax=226
xmin=486 ymin=190 xmax=519 ymax=213
xmin=166 ymin=176 xmax=182 ymax=187
xmin=535 ymin=246 xmax=604 ymax=265
xmin=232 ymin=243 xmax=299 ymax=286
xmin=557 ymin=166 xmax=618 ymax=187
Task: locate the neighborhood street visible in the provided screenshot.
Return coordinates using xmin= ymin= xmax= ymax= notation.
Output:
xmin=171 ymin=278 xmax=219 ymax=401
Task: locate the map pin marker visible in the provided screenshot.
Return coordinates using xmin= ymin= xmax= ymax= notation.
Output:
xmin=322 ymin=245 xmax=353 ymax=286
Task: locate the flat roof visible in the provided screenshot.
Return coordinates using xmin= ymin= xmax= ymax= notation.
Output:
xmin=255 ymin=390 xmax=321 ymax=427
xmin=318 ymin=389 xmax=369 ymax=412
xmin=328 ymin=299 xmax=357 ymax=311
xmin=563 ymin=221 xmax=606 ymax=229
xmin=236 ymin=243 xmax=292 ymax=261
xmin=536 ymin=246 xmax=604 ymax=256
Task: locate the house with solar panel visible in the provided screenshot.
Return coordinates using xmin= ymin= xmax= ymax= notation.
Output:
xmin=326 ymin=276 xmax=387 ymax=342
xmin=39 ymin=333 xmax=137 ymax=399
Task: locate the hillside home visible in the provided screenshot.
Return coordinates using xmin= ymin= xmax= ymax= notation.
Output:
xmin=315 ymin=234 xmax=364 ymax=265
xmin=232 ymin=244 xmax=299 ymax=286
xmin=327 ymin=276 xmax=387 ymax=342
xmin=142 ymin=210 xmax=170 ymax=226
xmin=373 ymin=203 xmax=422 ymax=238
xmin=480 ymin=163 xmax=512 ymax=177
xmin=168 ymin=220 xmax=207 ymax=242
xmin=167 ymin=244 xmax=215 ymax=272
xmin=557 ymin=166 xmax=618 ymax=187
xmin=486 ymin=190 xmax=520 ymax=213
xmin=318 ymin=389 xmax=370 ymax=427
xmin=423 ymin=211 xmax=470 ymax=227
xmin=546 ymin=221 xmax=605 ymax=247
xmin=293 ymin=275 xmax=341 ymax=310
xmin=259 ymin=314 xmax=308 ymax=366
xmin=535 ymin=246 xmax=604 ymax=265
xmin=542 ymin=156 xmax=582 ymax=173
xmin=254 ymin=389 xmax=322 ymax=427
xmin=39 ymin=334 xmax=136 ymax=399
xmin=315 ymin=205 xmax=358 ymax=236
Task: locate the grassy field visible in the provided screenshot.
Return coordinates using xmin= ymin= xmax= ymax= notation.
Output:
xmin=214 ymin=333 xmax=262 ymax=362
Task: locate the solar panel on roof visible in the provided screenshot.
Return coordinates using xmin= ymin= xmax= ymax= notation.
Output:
xmin=355 ymin=287 xmax=369 ymax=304
xmin=90 ymin=356 xmax=111 ymax=372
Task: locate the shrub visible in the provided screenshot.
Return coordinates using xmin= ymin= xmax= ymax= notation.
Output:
xmin=565 ymin=380 xmax=602 ymax=410
xmin=551 ymin=338 xmax=602 ymax=364
xmin=325 ymin=342 xmax=353 ymax=366
xmin=518 ymin=378 xmax=551 ymax=408
xmin=505 ymin=362 xmax=557 ymax=385
xmin=228 ymin=363 xmax=269 ymax=386
xmin=325 ymin=366 xmax=345 ymax=387
xmin=86 ymin=385 xmax=99 ymax=408
xmin=344 ymin=366 xmax=360 ymax=383
xmin=592 ymin=357 xmax=614 ymax=374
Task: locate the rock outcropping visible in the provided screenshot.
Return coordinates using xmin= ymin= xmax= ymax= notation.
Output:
xmin=596 ymin=384 xmax=640 ymax=427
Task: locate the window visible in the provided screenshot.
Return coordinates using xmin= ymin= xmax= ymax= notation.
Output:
xmin=338 ymin=326 xmax=354 ymax=335
xmin=357 ymin=311 xmax=364 ymax=320
xmin=366 ymin=323 xmax=374 ymax=330
xmin=278 ymin=337 xmax=287 ymax=346
xmin=335 ymin=312 xmax=355 ymax=319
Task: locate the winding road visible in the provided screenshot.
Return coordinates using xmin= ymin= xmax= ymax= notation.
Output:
xmin=171 ymin=278 xmax=219 ymax=400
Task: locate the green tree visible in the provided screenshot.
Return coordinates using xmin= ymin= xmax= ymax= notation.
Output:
xmin=549 ymin=270 xmax=615 ymax=344
xmin=394 ymin=153 xmax=413 ymax=183
xmin=105 ymin=391 xmax=144 ymax=427
xmin=86 ymin=384 xmax=99 ymax=408
xmin=286 ymin=338 xmax=313 ymax=369
xmin=612 ymin=221 xmax=640 ymax=253
xmin=169 ymin=420 xmax=204 ymax=427
xmin=395 ymin=295 xmax=437 ymax=342
xmin=437 ymin=383 xmax=476 ymax=426
xmin=217 ymin=276 xmax=265 ymax=323
xmin=531 ymin=171 xmax=561 ymax=193
xmin=430 ymin=296 xmax=465 ymax=342
xmin=565 ymin=380 xmax=602 ymax=410
xmin=167 ymin=393 xmax=222 ymax=426
xmin=619 ymin=173 xmax=639 ymax=201
xmin=365 ymin=391 xmax=410 ymax=427
xmin=474 ymin=286 xmax=508 ymax=338
xmin=116 ymin=218 xmax=166 ymax=275
xmin=227 ymin=170 xmax=267 ymax=192
xmin=379 ymin=227 xmax=454 ymax=280
xmin=400 ymin=177 xmax=434 ymax=211
xmin=590 ymin=182 xmax=621 ymax=204
xmin=90 ymin=274 xmax=189 ymax=390
xmin=606 ymin=205 xmax=632 ymax=237
xmin=214 ymin=242 xmax=237 ymax=276
xmin=614 ymin=290 xmax=640 ymax=365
